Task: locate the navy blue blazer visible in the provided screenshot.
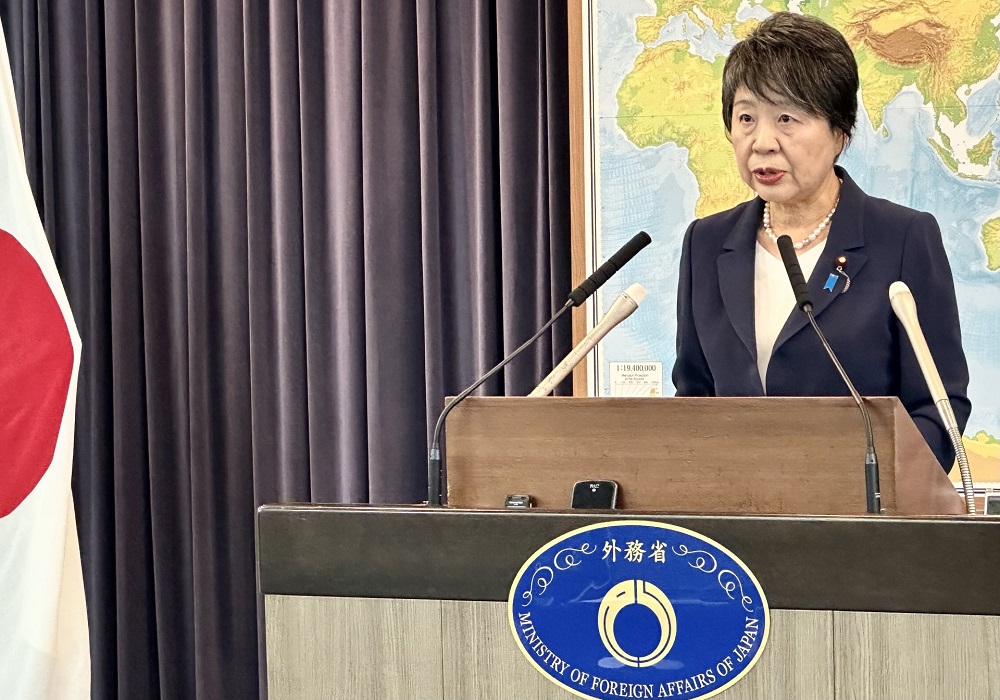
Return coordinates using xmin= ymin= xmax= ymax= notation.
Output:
xmin=672 ymin=167 xmax=971 ymax=470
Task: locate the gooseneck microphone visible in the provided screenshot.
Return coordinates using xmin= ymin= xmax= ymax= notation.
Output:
xmin=530 ymin=283 xmax=647 ymax=397
xmin=889 ymin=281 xmax=975 ymax=514
xmin=569 ymin=232 xmax=652 ymax=306
xmin=426 ymin=232 xmax=653 ymax=506
xmin=775 ymin=235 xmax=881 ymax=514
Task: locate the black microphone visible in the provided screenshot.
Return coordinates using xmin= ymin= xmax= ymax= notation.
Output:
xmin=426 ymin=232 xmax=653 ymax=506
xmin=775 ymin=234 xmax=881 ymax=514
xmin=568 ymin=231 xmax=652 ymax=306
xmin=775 ymin=236 xmax=813 ymax=311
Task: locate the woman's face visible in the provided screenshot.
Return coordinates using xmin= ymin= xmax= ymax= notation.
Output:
xmin=730 ymin=87 xmax=846 ymax=206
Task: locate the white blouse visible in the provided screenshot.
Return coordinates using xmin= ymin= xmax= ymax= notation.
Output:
xmin=754 ymin=240 xmax=827 ymax=393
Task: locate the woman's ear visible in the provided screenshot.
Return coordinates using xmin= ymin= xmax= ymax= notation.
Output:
xmin=833 ymin=129 xmax=849 ymax=162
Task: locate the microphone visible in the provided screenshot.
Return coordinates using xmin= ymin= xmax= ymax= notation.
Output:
xmin=889 ymin=281 xmax=975 ymax=514
xmin=529 ymin=283 xmax=647 ymax=397
xmin=568 ymin=232 xmax=651 ymax=306
xmin=776 ymin=235 xmax=881 ymax=514
xmin=426 ymin=233 xmax=653 ymax=506
xmin=775 ymin=235 xmax=813 ymax=311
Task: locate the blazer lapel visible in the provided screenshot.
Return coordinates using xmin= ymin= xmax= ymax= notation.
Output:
xmin=773 ymin=167 xmax=870 ymax=352
xmin=717 ymin=198 xmax=764 ymax=367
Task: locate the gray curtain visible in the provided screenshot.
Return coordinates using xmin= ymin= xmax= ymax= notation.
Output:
xmin=0 ymin=1 xmax=571 ymax=697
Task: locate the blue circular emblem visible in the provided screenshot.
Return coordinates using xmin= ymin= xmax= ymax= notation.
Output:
xmin=508 ymin=521 xmax=769 ymax=700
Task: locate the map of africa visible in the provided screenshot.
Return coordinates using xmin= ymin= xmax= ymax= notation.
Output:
xmin=591 ymin=0 xmax=1000 ymax=480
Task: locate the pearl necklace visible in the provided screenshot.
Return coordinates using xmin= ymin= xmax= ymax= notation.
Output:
xmin=763 ymin=197 xmax=839 ymax=250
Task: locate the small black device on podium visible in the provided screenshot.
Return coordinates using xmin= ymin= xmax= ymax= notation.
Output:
xmin=570 ymin=480 xmax=618 ymax=509
xmin=504 ymin=495 xmax=532 ymax=509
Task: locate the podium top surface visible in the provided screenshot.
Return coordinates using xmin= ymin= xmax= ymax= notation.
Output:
xmin=256 ymin=504 xmax=1000 ymax=616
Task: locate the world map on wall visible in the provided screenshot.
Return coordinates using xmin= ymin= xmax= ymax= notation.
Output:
xmin=592 ymin=0 xmax=1000 ymax=479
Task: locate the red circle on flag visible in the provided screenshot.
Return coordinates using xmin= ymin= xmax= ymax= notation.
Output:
xmin=0 ymin=228 xmax=74 ymax=518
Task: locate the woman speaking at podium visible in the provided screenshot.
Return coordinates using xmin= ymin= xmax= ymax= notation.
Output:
xmin=670 ymin=12 xmax=970 ymax=470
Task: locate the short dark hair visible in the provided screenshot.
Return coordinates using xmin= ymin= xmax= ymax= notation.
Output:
xmin=722 ymin=13 xmax=859 ymax=139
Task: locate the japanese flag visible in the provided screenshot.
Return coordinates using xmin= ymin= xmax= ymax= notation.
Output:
xmin=0 ymin=20 xmax=90 ymax=700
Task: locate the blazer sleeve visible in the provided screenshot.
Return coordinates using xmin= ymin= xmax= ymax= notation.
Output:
xmin=671 ymin=221 xmax=715 ymax=396
xmin=897 ymin=212 xmax=971 ymax=471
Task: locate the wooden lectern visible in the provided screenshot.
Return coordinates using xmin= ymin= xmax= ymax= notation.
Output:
xmin=445 ymin=396 xmax=963 ymax=515
xmin=258 ymin=397 xmax=999 ymax=700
